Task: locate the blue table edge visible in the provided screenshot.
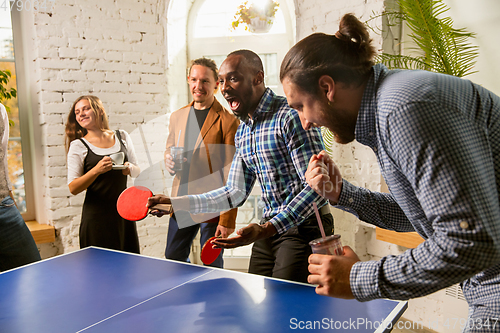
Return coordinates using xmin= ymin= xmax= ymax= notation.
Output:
xmin=0 ymin=245 xmax=409 ymax=333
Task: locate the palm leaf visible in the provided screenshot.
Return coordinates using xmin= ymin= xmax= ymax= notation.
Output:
xmin=323 ymin=0 xmax=480 ymax=158
xmin=373 ymin=0 xmax=479 ymax=77
xmin=321 ymin=127 xmax=336 ymax=156
xmin=0 ymin=69 xmax=17 ymax=118
xmin=375 ymin=53 xmax=429 ymax=71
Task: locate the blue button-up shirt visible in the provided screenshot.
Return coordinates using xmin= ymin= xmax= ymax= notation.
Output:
xmin=189 ymin=88 xmax=328 ymax=233
xmin=338 ymin=64 xmax=500 ymax=312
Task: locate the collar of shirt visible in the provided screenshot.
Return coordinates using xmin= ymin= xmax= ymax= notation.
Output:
xmin=355 ymin=64 xmax=389 ymax=150
xmin=243 ymin=87 xmax=276 ymax=128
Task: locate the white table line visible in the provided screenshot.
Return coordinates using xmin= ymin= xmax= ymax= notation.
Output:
xmin=76 ymin=270 xmax=214 ymax=333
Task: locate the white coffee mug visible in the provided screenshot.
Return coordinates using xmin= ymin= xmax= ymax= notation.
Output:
xmin=109 ymin=152 xmax=125 ymax=165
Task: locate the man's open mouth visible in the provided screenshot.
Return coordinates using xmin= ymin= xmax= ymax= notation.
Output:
xmin=225 ymin=96 xmax=241 ymax=112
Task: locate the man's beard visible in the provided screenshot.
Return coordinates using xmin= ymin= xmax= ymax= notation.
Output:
xmin=322 ymin=105 xmax=356 ymax=144
xmin=225 ymin=90 xmax=252 ymax=122
xmin=234 ymin=108 xmax=250 ymax=122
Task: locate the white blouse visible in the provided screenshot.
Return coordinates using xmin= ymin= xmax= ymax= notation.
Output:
xmin=67 ymin=130 xmax=140 ymax=184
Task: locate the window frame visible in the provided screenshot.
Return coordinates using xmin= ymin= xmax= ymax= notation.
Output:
xmin=8 ymin=7 xmax=37 ymax=221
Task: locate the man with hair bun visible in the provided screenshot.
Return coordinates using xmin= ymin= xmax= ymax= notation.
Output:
xmin=281 ymin=12 xmax=500 ymax=330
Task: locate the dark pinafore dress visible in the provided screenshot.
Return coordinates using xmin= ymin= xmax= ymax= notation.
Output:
xmin=79 ymin=130 xmax=140 ymax=253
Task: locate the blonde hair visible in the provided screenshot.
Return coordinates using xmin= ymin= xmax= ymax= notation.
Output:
xmin=65 ymin=95 xmax=111 ymax=153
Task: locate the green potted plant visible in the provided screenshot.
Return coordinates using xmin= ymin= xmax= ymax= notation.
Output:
xmin=322 ymin=0 xmax=479 ymax=154
xmin=368 ymin=0 xmax=479 ymax=77
xmin=231 ymin=0 xmax=279 ymax=33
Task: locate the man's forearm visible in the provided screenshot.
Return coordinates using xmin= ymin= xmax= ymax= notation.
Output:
xmin=171 ymin=196 xmax=190 ymax=212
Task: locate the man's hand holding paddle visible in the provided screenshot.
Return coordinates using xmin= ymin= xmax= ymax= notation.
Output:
xmin=147 ymin=195 xmax=277 ymax=250
xmin=215 ymin=225 xmax=234 ymax=239
xmin=117 ymin=186 xmax=173 ymax=221
xmin=147 ymin=195 xmax=189 ymax=217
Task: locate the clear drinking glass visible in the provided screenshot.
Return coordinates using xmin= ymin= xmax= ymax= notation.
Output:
xmin=170 ymin=146 xmax=184 ymax=172
xmin=309 ymin=234 xmax=343 ymax=255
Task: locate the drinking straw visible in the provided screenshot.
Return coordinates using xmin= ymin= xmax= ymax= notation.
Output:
xmin=313 ymin=202 xmax=326 ymax=240
xmin=176 ymin=130 xmax=182 ymax=147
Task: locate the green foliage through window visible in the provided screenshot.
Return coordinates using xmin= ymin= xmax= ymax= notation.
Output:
xmin=0 ymin=69 xmax=17 ymax=126
xmin=367 ymin=0 xmax=479 ymax=77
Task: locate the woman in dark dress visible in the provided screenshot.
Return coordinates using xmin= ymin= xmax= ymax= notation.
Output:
xmin=65 ymin=95 xmax=141 ymax=253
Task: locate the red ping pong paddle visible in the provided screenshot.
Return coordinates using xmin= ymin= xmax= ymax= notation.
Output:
xmin=117 ymin=186 xmax=172 ymax=221
xmin=201 ymin=236 xmax=222 ymax=265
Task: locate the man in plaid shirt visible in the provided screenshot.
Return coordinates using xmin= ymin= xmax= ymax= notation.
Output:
xmin=149 ymin=50 xmax=334 ymax=283
xmin=280 ymin=14 xmax=500 ymax=331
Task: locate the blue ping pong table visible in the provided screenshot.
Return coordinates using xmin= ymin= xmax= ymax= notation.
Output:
xmin=0 ymin=247 xmax=407 ymax=333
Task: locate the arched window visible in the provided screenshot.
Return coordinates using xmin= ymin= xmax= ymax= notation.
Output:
xmin=191 ymin=0 xmax=287 ymax=38
xmin=188 ymin=0 xmax=294 ymax=109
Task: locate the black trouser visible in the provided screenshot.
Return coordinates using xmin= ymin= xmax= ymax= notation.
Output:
xmin=248 ymin=210 xmax=334 ymax=283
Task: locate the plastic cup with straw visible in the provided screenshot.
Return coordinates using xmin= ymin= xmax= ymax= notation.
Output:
xmin=309 ymin=202 xmax=343 ymax=255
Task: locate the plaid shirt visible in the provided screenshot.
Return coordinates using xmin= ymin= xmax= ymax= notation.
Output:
xmin=339 ymin=64 xmax=500 ymax=313
xmin=189 ymin=88 xmax=328 ymax=234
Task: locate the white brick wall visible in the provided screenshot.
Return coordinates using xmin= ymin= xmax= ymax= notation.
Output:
xmin=31 ymin=0 xmax=169 ymax=259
